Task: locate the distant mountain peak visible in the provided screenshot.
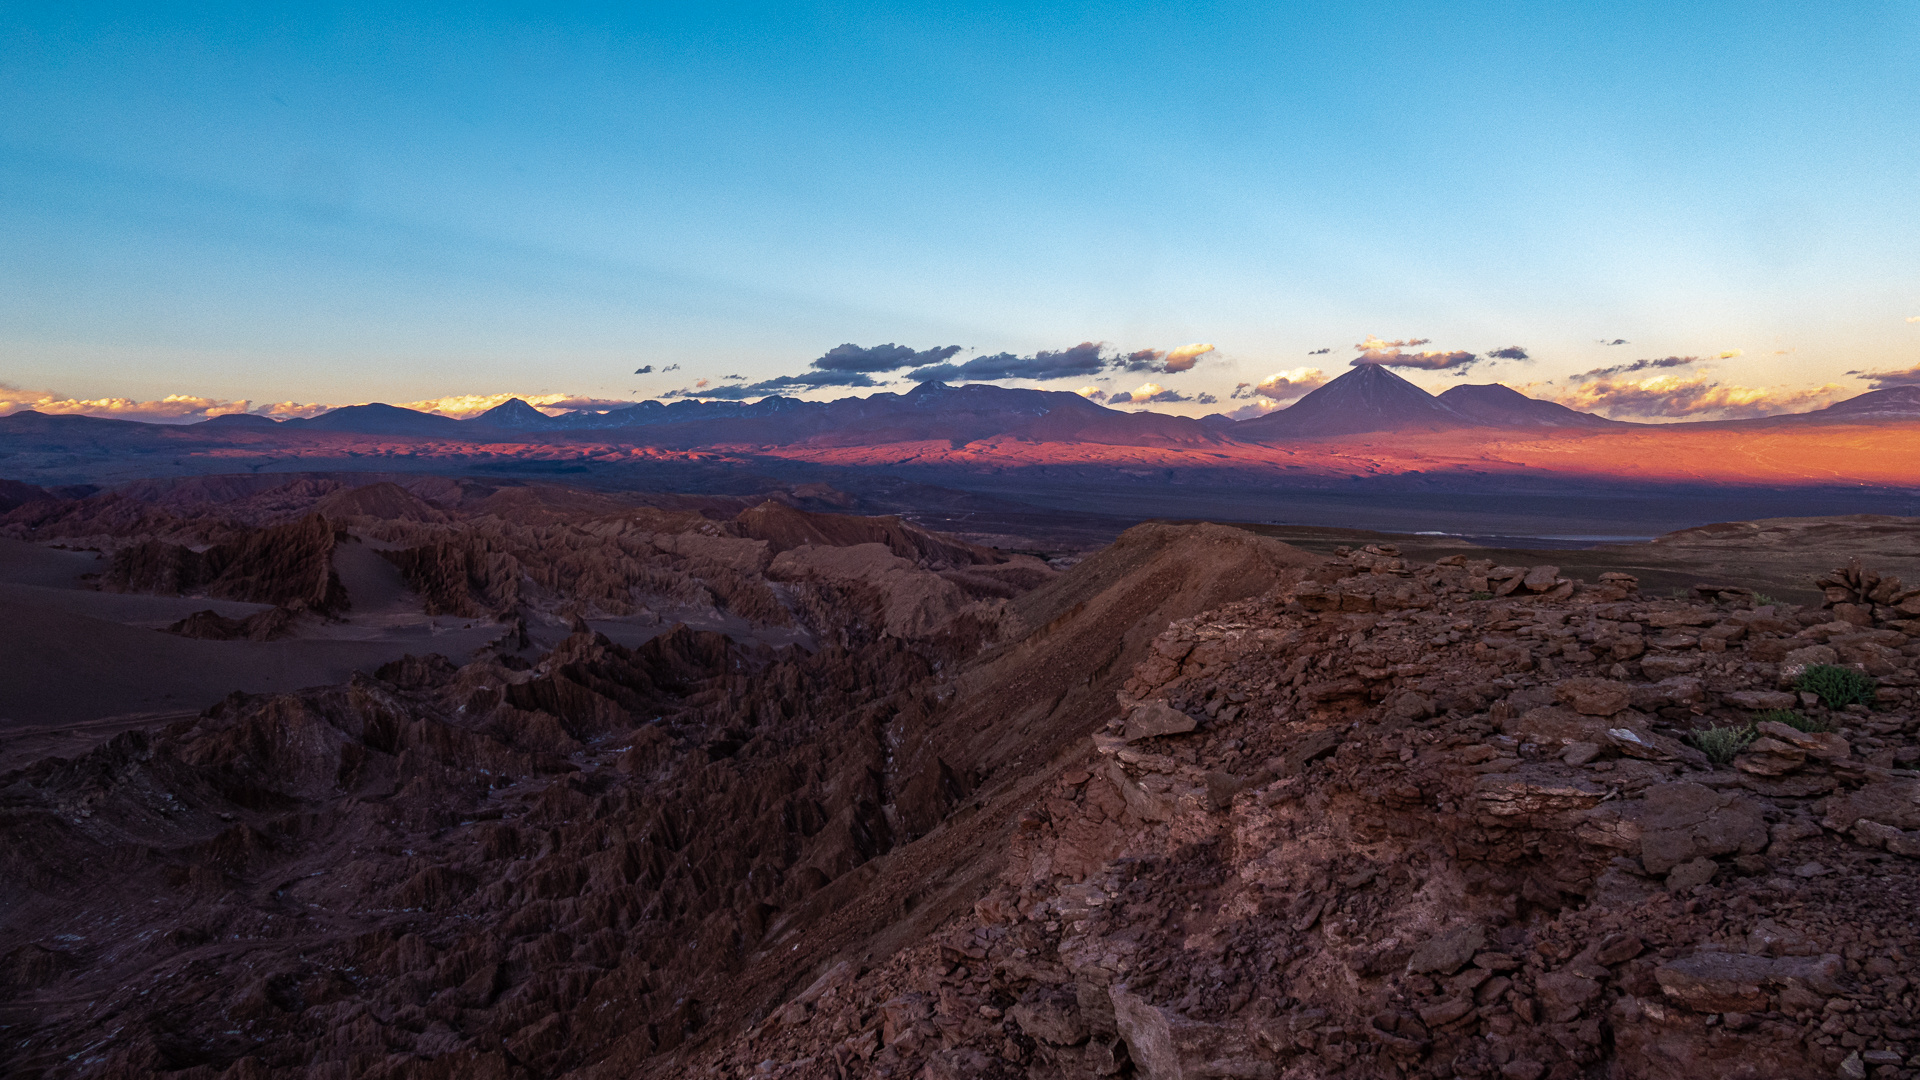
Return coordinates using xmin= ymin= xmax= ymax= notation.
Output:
xmin=1234 ymin=362 xmax=1462 ymax=438
xmin=471 ymin=398 xmax=556 ymax=428
xmin=1818 ymin=385 xmax=1920 ymax=418
xmin=1437 ymin=382 xmax=1620 ymax=428
xmin=294 ymin=402 xmax=462 ymax=435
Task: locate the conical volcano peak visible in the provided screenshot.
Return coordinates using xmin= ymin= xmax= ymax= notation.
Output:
xmin=472 ymin=398 xmax=556 ymax=428
xmin=1234 ymin=361 xmax=1463 ymax=438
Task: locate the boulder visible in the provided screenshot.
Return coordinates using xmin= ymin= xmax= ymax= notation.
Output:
xmin=1634 ymin=783 xmax=1769 ymax=876
xmin=1124 ymin=702 xmax=1198 ymax=742
xmin=1523 ymin=565 xmax=1562 ymax=592
xmin=1654 ymin=952 xmax=1844 ymax=1013
xmin=1107 ymin=762 xmax=1175 ymax=823
xmin=1630 ymin=677 xmax=1705 ymax=708
xmin=1556 ymin=678 xmax=1632 ymax=717
xmin=1848 ymin=818 xmax=1920 ymax=857
xmin=1406 ymin=924 xmax=1486 ymax=976
xmin=1640 ymin=655 xmax=1704 ymax=679
xmin=1475 ymin=770 xmax=1608 ymax=818
xmin=1724 ymin=690 xmax=1798 ymax=711
xmin=1504 ymin=705 xmax=1608 ymax=746
xmin=1820 ymin=779 xmax=1920 ymax=833
xmin=1734 ymin=738 xmax=1806 ymax=776
xmin=1779 ymin=644 xmax=1838 ymax=684
xmin=1665 ymin=857 xmax=1718 ymax=891
xmin=1109 ymin=985 xmax=1272 ymax=1080
xmin=1010 ymin=985 xmax=1089 ymax=1047
xmin=1754 ymin=721 xmax=1850 ymax=762
xmin=1536 ymin=971 xmax=1602 ymax=1021
xmin=879 ymin=993 xmax=933 ymax=1045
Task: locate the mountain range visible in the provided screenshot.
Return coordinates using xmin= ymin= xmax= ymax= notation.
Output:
xmin=26 ymin=363 xmax=1906 ymax=445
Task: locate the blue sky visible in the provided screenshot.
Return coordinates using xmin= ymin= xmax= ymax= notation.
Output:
xmin=2 ymin=2 xmax=1918 ymax=421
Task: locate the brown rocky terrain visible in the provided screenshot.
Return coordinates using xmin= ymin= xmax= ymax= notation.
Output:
xmin=5 ymin=502 xmax=1920 ymax=1080
xmin=682 ymin=547 xmax=1920 ymax=1079
xmin=0 ymin=520 xmax=1306 ymax=1078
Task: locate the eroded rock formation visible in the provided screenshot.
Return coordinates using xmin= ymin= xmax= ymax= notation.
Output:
xmin=6 ymin=525 xmax=1920 ymax=1080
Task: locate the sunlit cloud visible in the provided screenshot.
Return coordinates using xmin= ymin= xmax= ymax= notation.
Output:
xmin=1233 ymin=367 xmax=1328 ymax=403
xmin=1540 ymin=374 xmax=1845 ymax=420
xmin=1113 ymin=382 xmax=1216 ymax=405
xmin=1075 ymin=385 xmax=1107 ymax=401
xmin=1351 ymin=334 xmax=1476 ymax=370
xmin=0 ymin=385 xmax=257 ymax=423
xmin=0 ymin=385 xmax=640 ymax=423
xmin=1161 ymin=343 xmax=1215 ymax=372
xmin=1907 ymin=316 xmax=1920 ymax=324
xmin=1109 ymin=342 xmax=1216 ymax=374
xmin=397 ymin=392 xmax=634 ymax=418
xmin=1226 ymin=398 xmax=1301 ymax=420
xmin=1717 ymin=349 xmax=1744 ymax=359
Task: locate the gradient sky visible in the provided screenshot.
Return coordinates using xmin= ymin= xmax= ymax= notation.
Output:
xmin=3 ymin=2 xmax=1918 ymax=420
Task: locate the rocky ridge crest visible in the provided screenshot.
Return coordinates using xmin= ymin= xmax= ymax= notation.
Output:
xmin=700 ymin=546 xmax=1920 ymax=1080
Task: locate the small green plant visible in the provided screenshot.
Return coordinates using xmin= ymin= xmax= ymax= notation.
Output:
xmin=1752 ymin=592 xmax=1779 ymax=606
xmin=1470 ymin=591 xmax=1494 ymax=601
xmin=1690 ymin=724 xmax=1757 ymax=764
xmin=1795 ymin=664 xmax=1878 ymax=709
xmin=1755 ymin=708 xmax=1828 ymax=733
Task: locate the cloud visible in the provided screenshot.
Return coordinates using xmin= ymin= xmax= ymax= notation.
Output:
xmin=1572 ymin=355 xmax=1703 ymax=381
xmin=399 ymin=392 xmax=634 ymax=418
xmin=1308 ymin=347 xmax=1331 ymax=355
xmin=1908 ymin=316 xmax=1920 ymax=324
xmin=0 ymin=386 xmax=262 ymax=424
xmin=256 ymin=402 xmax=333 ymax=419
xmin=1114 ymin=382 xmax=1214 ymax=405
xmin=1543 ymin=374 xmax=1846 ymax=420
xmin=810 ymin=342 xmax=962 ymax=373
xmin=633 ymin=365 xmax=654 ymax=374
xmin=1486 ymin=346 xmax=1530 ymax=361
xmin=1353 ymin=348 xmax=1478 ymax=370
xmin=0 ymin=386 xmax=637 ymax=423
xmin=1111 ymin=349 xmax=1165 ymax=373
xmin=909 ymin=341 xmax=1110 ymax=382
xmin=1223 ymin=400 xmax=1281 ymax=420
xmin=1349 ymin=334 xmax=1477 ymax=370
xmin=1850 ymin=364 xmax=1920 ymax=390
xmin=1161 ymin=343 xmax=1215 ymax=373
xmin=1718 ymin=349 xmax=1744 ymax=359
xmin=1597 ymin=338 xmax=1630 ymax=346
xmin=664 ymin=364 xmax=681 ymax=372
xmin=1110 ymin=342 xmax=1217 ymax=374
xmin=1233 ymin=367 xmax=1328 ymax=403
xmin=1075 ymin=385 xmax=1108 ymax=402
xmin=661 ymin=365 xmax=902 ymax=400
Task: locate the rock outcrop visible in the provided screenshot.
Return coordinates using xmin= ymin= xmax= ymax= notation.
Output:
xmin=690 ymin=544 xmax=1920 ymax=1080
xmin=103 ymin=513 xmax=349 ymax=614
xmin=7 ymin=527 xmax=1920 ymax=1080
